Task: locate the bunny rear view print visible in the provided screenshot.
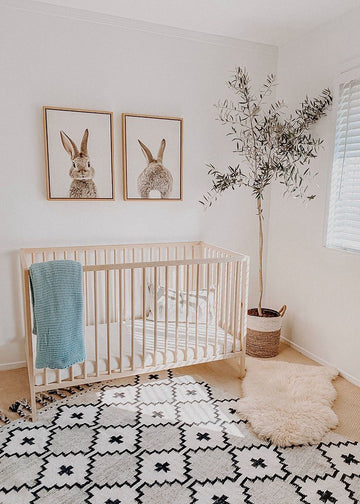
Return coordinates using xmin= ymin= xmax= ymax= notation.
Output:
xmin=60 ymin=129 xmax=98 ymax=198
xmin=137 ymin=138 xmax=173 ymax=198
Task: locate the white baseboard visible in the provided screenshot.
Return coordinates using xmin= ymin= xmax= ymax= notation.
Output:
xmin=0 ymin=361 xmax=26 ymax=371
xmin=281 ymin=337 xmax=360 ymax=388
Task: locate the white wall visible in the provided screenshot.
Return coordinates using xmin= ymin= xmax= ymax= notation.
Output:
xmin=0 ymin=0 xmax=277 ymax=367
xmin=266 ymin=7 xmax=360 ymax=385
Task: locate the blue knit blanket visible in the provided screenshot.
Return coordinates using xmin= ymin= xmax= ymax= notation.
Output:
xmin=29 ymin=260 xmax=86 ymax=369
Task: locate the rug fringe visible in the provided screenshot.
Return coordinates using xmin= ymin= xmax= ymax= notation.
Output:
xmin=5 ymin=371 xmax=169 ymax=422
xmin=7 ymin=384 xmax=96 ymax=421
xmin=0 ymin=410 xmax=11 ymax=425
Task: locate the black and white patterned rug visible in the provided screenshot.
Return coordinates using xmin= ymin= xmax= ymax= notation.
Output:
xmin=0 ymin=370 xmax=359 ymax=503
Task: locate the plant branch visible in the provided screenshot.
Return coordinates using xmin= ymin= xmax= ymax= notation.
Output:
xmin=201 ymin=67 xmax=332 ymax=315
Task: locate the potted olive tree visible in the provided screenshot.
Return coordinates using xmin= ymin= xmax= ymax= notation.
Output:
xmin=202 ymin=67 xmax=332 ymax=358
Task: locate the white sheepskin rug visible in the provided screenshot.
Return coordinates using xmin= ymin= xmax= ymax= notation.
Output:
xmin=237 ymin=360 xmax=339 ymax=447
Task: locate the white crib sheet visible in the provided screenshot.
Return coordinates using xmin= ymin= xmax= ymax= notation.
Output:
xmin=34 ymin=320 xmax=240 ymax=386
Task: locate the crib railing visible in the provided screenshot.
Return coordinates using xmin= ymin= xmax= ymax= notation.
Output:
xmin=21 ymin=241 xmax=249 ymax=421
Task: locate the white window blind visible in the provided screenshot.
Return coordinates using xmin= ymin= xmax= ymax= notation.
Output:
xmin=327 ymin=78 xmax=360 ymax=252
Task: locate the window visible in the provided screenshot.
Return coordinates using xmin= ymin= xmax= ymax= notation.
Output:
xmin=327 ymin=76 xmax=360 ymax=253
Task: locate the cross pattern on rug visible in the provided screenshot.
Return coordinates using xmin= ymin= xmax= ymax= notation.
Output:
xmin=0 ymin=370 xmax=359 ymax=504
xmin=58 ymin=464 xmax=73 ymax=476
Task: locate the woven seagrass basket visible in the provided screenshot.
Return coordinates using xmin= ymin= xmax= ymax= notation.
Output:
xmin=246 ymin=305 xmax=286 ymax=358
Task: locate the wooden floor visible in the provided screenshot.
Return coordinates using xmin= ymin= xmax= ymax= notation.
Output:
xmin=0 ymin=342 xmax=359 ymax=442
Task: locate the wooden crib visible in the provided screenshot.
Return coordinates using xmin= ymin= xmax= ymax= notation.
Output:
xmin=20 ymin=241 xmax=249 ymax=421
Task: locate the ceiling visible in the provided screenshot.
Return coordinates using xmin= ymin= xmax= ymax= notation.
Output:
xmin=37 ymin=0 xmax=360 ymax=46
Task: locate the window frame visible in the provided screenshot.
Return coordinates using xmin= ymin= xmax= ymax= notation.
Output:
xmin=325 ymin=61 xmax=360 ymax=255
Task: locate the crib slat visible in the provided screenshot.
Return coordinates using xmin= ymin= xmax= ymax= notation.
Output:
xmin=233 ymin=262 xmax=240 ymax=353
xmin=239 ymin=260 xmax=244 ymax=349
xmin=119 ymin=269 xmax=123 ymax=372
xmin=164 ymin=266 xmax=169 ymax=364
xmin=195 ymin=263 xmax=200 ymax=359
xmin=224 ymin=262 xmax=230 ymax=355
xmin=123 ymin=250 xmax=127 ymax=322
xmin=175 ymin=265 xmax=179 ymax=362
xmin=219 ymin=259 xmax=223 ymax=327
xmin=183 ymin=245 xmax=186 ymax=289
xmin=154 ymin=267 xmax=158 ymax=364
xmin=191 ymin=245 xmax=195 ymax=290
xmin=142 ymin=267 xmax=146 ymax=368
xmin=84 ymin=251 xmax=89 ymax=326
xmin=106 ymin=269 xmax=111 ymax=375
xmin=159 ymin=248 xmax=163 ymax=285
xmin=210 ymin=249 xmax=214 ymax=284
xmin=215 ymin=262 xmax=220 ymax=351
xmin=185 ymin=264 xmax=190 ymax=360
xmin=114 ymin=249 xmax=117 ymax=323
xmin=94 ymin=270 xmax=99 ymax=376
xmin=131 ymin=268 xmax=135 ymax=371
xmin=221 ymin=262 xmax=226 ymax=329
xmin=237 ymin=261 xmax=243 ymax=349
xmin=231 ymin=259 xmax=237 ymax=339
xmin=205 ymin=262 xmax=210 ymax=358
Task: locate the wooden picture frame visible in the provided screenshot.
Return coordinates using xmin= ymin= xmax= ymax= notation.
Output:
xmin=43 ymin=106 xmax=114 ymax=201
xmin=122 ymin=113 xmax=183 ymax=201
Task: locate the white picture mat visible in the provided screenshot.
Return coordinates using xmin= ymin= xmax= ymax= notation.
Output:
xmin=45 ymin=109 xmax=113 ymax=198
xmin=125 ymin=116 xmax=182 ymax=199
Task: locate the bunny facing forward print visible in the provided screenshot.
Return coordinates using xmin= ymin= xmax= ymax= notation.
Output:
xmin=137 ymin=139 xmax=173 ymax=198
xmin=60 ymin=129 xmax=98 ymax=198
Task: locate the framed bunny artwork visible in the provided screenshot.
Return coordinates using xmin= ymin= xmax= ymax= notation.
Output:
xmin=122 ymin=113 xmax=183 ymax=200
xmin=43 ymin=106 xmax=114 ymax=200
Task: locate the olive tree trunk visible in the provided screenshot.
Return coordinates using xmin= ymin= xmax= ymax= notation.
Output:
xmin=257 ymin=198 xmax=263 ymax=316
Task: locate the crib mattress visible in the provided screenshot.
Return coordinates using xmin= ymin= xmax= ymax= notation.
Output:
xmin=34 ymin=320 xmax=240 ymax=386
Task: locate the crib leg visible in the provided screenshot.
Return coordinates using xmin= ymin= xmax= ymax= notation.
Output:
xmin=23 ymin=269 xmax=37 ymax=422
xmin=30 ymin=386 xmax=37 ymax=422
xmin=239 ymin=351 xmax=246 ymax=379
